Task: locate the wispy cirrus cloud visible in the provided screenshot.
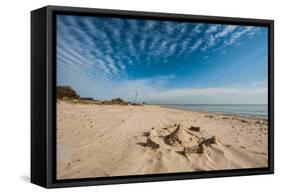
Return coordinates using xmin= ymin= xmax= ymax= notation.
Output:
xmin=108 ymin=77 xmax=267 ymax=104
xmin=189 ymin=39 xmax=203 ymax=52
xmin=57 ymin=15 xmax=266 ymax=102
xmin=224 ymin=26 xmax=256 ymax=46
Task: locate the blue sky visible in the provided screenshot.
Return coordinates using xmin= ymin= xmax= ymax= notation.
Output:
xmin=57 ymin=15 xmax=268 ymax=104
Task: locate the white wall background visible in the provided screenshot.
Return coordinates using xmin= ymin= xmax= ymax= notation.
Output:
xmin=0 ymin=0 xmax=278 ymax=193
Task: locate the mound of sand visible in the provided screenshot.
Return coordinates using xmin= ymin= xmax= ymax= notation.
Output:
xmin=137 ymin=123 xmax=260 ymax=172
xmin=141 ymin=124 xmax=217 ymax=157
xmin=57 ymin=102 xmax=268 ymax=179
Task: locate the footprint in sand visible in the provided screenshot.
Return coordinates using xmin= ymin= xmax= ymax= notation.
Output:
xmin=67 ymin=158 xmax=81 ymax=167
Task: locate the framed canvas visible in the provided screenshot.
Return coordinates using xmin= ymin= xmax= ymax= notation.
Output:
xmin=31 ymin=5 xmax=274 ymax=188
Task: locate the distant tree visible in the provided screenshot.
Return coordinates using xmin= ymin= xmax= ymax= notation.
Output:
xmin=57 ymin=86 xmax=80 ymax=99
xmin=111 ymin=97 xmax=125 ymax=103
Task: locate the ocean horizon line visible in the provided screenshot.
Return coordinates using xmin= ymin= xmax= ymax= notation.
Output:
xmin=156 ymin=104 xmax=268 ymax=119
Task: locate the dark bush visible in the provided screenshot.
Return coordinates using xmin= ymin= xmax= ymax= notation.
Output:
xmin=57 ymin=86 xmax=80 ymax=99
xmin=111 ymin=98 xmax=125 ymax=103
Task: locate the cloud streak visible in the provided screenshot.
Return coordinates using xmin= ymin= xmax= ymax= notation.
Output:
xmin=56 ymin=15 xmax=266 ymax=103
xmin=106 ymin=77 xmax=267 ymax=104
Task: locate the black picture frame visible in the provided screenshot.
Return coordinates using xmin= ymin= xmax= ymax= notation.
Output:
xmin=31 ymin=5 xmax=274 ymax=188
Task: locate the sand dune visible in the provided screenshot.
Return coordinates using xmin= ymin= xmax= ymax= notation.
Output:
xmin=56 ymin=101 xmax=268 ymax=179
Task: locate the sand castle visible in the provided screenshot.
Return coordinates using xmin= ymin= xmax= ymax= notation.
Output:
xmin=141 ymin=123 xmax=217 ymax=157
xmin=57 ymin=101 xmax=268 ymax=179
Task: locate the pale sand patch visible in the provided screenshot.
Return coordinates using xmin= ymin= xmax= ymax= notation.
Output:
xmin=56 ymin=101 xmax=268 ymax=179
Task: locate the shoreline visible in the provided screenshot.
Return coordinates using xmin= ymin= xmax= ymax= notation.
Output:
xmin=154 ymin=104 xmax=268 ymax=120
xmin=56 ymin=101 xmax=268 ymax=179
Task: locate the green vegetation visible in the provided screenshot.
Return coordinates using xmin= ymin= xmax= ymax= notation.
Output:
xmin=57 ymin=86 xmax=80 ymax=99
xmin=57 ymin=86 xmax=140 ymax=106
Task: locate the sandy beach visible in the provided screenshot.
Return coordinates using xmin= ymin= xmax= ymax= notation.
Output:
xmin=56 ymin=101 xmax=268 ymax=180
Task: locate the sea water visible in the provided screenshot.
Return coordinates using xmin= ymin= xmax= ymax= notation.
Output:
xmin=159 ymin=104 xmax=268 ymax=119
